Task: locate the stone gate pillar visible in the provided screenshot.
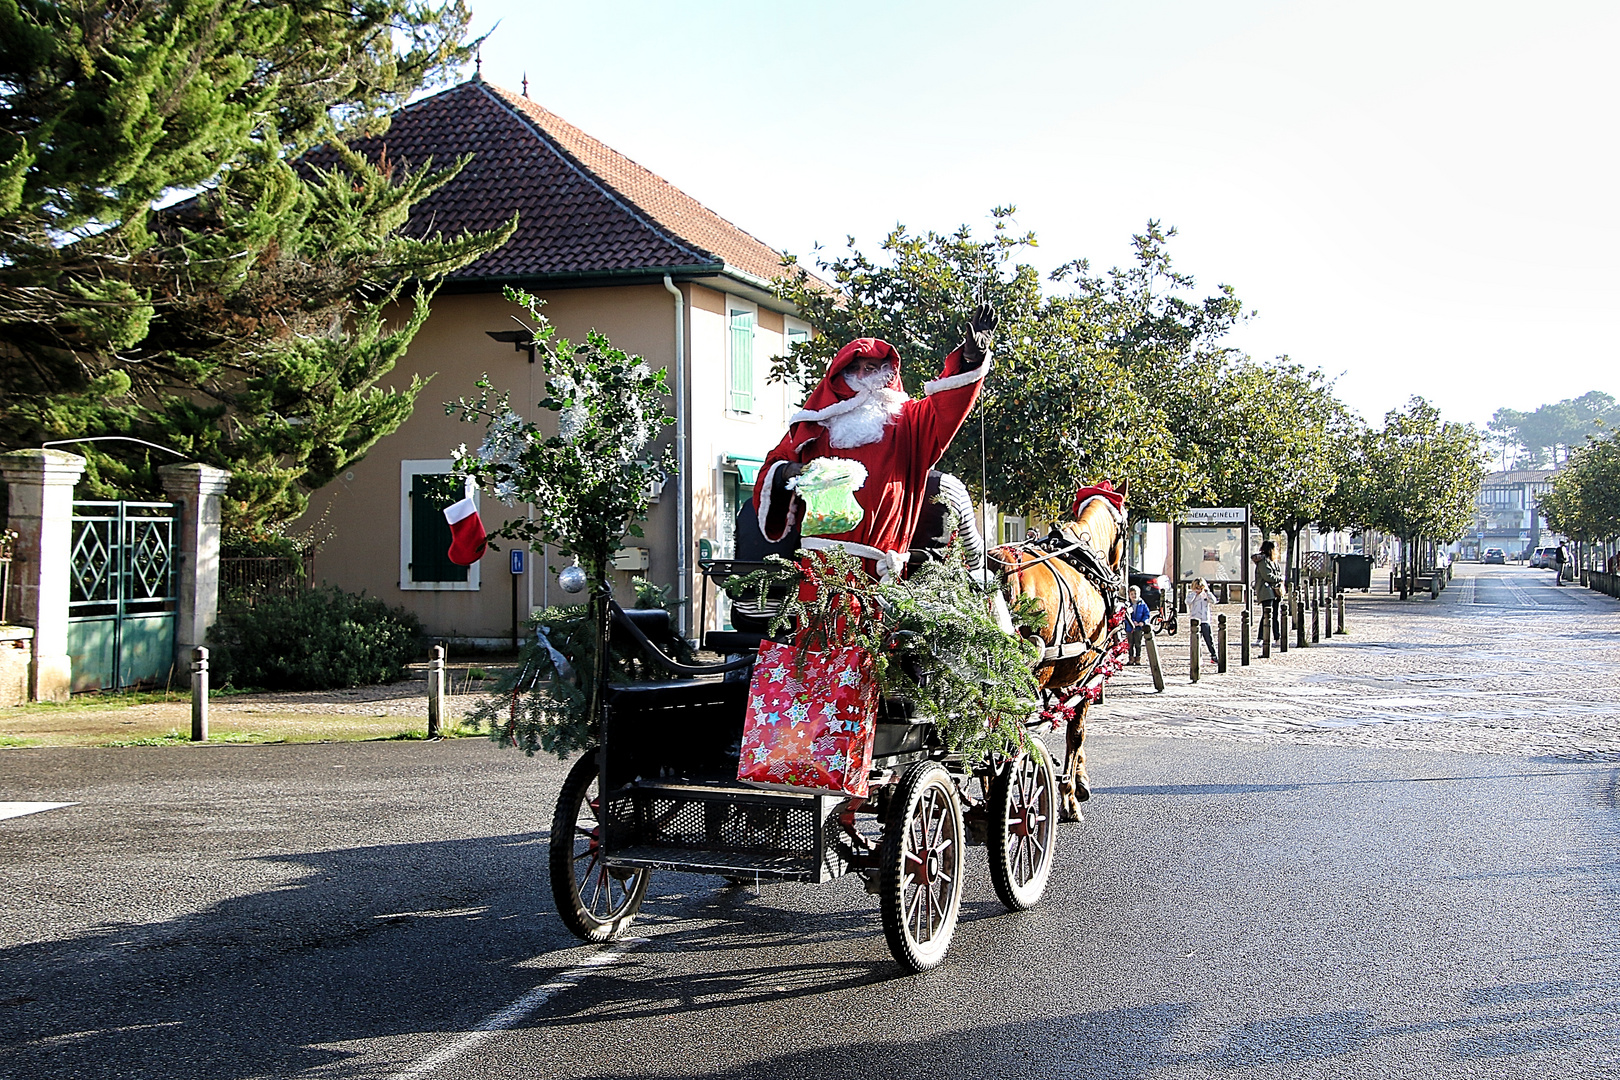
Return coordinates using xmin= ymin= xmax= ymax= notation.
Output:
xmin=159 ymin=464 xmax=233 ymax=664
xmin=0 ymin=449 xmax=87 ymax=702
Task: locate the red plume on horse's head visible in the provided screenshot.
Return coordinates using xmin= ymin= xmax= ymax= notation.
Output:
xmin=786 ymin=338 xmax=904 ymax=429
xmin=1071 ymin=480 xmax=1127 ymax=519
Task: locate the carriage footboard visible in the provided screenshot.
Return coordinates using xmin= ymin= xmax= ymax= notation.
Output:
xmin=600 ymin=781 xmax=856 ymax=883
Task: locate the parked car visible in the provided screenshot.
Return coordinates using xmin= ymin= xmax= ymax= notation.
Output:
xmin=1482 ymin=547 xmax=1506 ymax=565
xmin=1528 ymin=546 xmax=1557 ymax=569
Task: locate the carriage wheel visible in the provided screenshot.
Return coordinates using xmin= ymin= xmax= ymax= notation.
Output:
xmin=550 ymin=754 xmax=649 ymax=942
xmin=879 ymin=761 xmax=965 ymax=972
xmin=987 ymin=740 xmax=1057 ymax=911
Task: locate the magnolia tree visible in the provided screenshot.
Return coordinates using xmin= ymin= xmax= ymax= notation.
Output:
xmin=449 ymin=288 xmax=675 ymax=583
xmin=448 ymin=287 xmax=674 ymax=755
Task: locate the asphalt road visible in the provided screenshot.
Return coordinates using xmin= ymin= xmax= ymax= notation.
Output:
xmin=3 ymin=565 xmax=1619 ymax=1080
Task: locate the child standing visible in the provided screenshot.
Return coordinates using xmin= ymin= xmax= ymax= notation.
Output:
xmin=1127 ymin=586 xmax=1152 ymax=664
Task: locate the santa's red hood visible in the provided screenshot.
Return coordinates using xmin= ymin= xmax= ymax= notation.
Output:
xmin=787 ymin=338 xmax=903 ymax=426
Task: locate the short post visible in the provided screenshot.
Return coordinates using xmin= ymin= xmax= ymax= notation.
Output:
xmin=1296 ymin=589 xmax=1308 ymax=648
xmin=1260 ymin=606 xmax=1271 ymax=658
xmin=1143 ymin=626 xmax=1165 ymax=692
xmin=1311 ymin=593 xmax=1321 ymax=643
xmin=427 ymin=644 xmax=446 ymax=738
xmin=1189 ymin=618 xmax=1201 ymax=683
xmin=1218 ymin=613 xmax=1228 ymax=673
xmin=1337 ymin=591 xmax=1346 ymax=635
xmin=1430 ymin=572 xmax=1440 ymax=599
xmin=1240 ymin=609 xmax=1250 ymax=666
xmin=190 ymin=647 xmax=209 ymax=742
xmin=1279 ymin=599 xmax=1289 ymax=653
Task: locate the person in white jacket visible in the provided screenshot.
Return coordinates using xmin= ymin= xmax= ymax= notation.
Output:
xmin=1187 ymin=578 xmax=1216 ymax=667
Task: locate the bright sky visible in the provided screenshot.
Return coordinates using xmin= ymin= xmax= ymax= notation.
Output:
xmin=464 ymin=0 xmax=1619 ymax=430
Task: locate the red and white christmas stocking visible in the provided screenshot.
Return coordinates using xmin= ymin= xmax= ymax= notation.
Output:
xmin=444 ymin=495 xmax=487 ymax=566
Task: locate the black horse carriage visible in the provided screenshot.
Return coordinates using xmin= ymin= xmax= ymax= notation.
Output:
xmin=549 ymin=514 xmax=1059 ymax=972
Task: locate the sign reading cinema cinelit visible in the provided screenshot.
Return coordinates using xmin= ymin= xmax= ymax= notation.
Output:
xmin=1174 ymin=507 xmax=1252 ymax=589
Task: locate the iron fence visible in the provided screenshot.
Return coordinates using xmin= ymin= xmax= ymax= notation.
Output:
xmin=220 ymin=555 xmax=315 ymax=607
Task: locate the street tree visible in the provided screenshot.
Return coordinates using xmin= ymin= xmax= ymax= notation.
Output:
xmin=1339 ymin=397 xmax=1483 ymax=593
xmin=772 ymin=215 xmax=1272 ymax=523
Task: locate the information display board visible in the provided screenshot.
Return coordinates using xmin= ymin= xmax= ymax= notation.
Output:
xmin=1173 ymin=507 xmax=1251 ymax=585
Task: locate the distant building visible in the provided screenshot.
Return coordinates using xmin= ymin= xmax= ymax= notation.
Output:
xmin=1474 ymin=469 xmax=1559 ymax=556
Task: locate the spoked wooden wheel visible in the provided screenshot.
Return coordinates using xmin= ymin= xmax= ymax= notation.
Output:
xmin=880 ymin=761 xmax=965 ymax=972
xmin=987 ymin=739 xmax=1057 ymax=911
xmin=550 ymin=754 xmax=649 ymax=942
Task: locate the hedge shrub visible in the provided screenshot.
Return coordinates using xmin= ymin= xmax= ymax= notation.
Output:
xmin=208 ymin=586 xmax=425 ymax=690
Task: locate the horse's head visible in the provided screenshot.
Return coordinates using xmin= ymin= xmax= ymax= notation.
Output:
xmin=1053 ymin=480 xmax=1128 ymax=575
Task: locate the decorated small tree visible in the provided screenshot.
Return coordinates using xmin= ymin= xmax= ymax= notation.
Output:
xmin=448 ymin=287 xmax=675 ymax=754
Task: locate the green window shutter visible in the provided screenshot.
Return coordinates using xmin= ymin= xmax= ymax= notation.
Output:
xmin=409 ymin=473 xmax=469 ymax=583
xmin=729 ymin=309 xmax=754 ymax=412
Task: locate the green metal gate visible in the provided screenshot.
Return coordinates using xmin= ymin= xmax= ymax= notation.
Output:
xmin=67 ymin=501 xmax=178 ymax=692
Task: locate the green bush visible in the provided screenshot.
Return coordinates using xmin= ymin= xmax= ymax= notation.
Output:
xmin=208 ymin=586 xmax=425 ymax=691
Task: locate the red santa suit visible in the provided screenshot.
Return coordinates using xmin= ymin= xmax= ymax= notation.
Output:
xmin=753 ymin=337 xmax=989 ymax=580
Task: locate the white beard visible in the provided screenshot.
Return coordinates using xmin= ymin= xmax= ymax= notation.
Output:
xmin=824 ymin=368 xmax=906 ymax=448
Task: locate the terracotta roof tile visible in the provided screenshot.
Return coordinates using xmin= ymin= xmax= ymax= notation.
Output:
xmin=320 ymin=78 xmax=824 ymax=290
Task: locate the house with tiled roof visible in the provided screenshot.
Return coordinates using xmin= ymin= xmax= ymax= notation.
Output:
xmin=303 ymin=77 xmax=824 ymax=643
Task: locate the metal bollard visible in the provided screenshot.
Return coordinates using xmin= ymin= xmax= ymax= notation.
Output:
xmin=1218 ymin=613 xmax=1228 ymax=674
xmin=1431 ymin=572 xmax=1440 ymax=599
xmin=1143 ymin=626 xmax=1165 ymax=692
xmin=1240 ymin=609 xmax=1251 ymax=666
xmin=1279 ymin=600 xmax=1289 ymax=653
xmin=190 ymin=647 xmax=209 ymax=742
xmin=1311 ymin=595 xmax=1320 ymax=643
xmin=1296 ymin=590 xmax=1308 ymax=649
xmin=427 ymin=644 xmax=446 ymax=738
xmin=1189 ymin=618 xmax=1201 ymax=683
xmin=1337 ymin=591 xmax=1346 ymax=635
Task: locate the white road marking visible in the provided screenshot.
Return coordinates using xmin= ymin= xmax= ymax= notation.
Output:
xmin=0 ymin=802 xmax=76 ymax=821
xmin=389 ymin=938 xmax=646 ymax=1080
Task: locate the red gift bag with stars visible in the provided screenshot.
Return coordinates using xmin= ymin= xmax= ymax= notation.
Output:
xmin=737 ymin=640 xmax=879 ymax=798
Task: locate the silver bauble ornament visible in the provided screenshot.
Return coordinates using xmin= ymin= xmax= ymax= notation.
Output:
xmin=558 ymin=564 xmax=587 ymax=594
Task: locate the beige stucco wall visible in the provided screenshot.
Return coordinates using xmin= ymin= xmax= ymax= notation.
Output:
xmin=306 ymin=284 xmax=682 ymax=643
xmin=304 ymin=280 xmax=811 ymax=643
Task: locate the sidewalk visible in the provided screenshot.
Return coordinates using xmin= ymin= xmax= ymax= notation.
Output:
xmin=1094 ymin=562 xmax=1620 ymax=760
xmin=0 ymin=660 xmax=510 ymax=747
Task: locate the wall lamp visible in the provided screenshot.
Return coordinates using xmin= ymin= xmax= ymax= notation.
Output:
xmin=486 ymin=329 xmax=536 ymax=363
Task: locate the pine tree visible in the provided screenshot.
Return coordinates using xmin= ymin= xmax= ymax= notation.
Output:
xmin=0 ymin=0 xmax=513 ymax=531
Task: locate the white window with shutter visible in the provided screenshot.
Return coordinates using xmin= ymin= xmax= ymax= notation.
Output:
xmin=727 ymin=302 xmax=756 ymax=414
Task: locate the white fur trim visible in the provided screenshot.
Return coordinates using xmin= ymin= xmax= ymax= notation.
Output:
xmin=443 ymin=496 xmax=478 ymax=525
xmin=756 ymin=460 xmax=791 ymax=542
xmin=801 ymin=536 xmax=908 ymax=579
xmin=923 ymin=352 xmax=993 ymax=396
xmin=788 ymin=391 xmax=872 ymax=426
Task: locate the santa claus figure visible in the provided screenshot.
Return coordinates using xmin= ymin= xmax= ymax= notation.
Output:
xmin=754 ymin=303 xmax=997 ymax=580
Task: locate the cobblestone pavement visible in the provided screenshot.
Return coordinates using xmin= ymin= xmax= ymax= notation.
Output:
xmin=1093 ymin=561 xmax=1620 ymax=760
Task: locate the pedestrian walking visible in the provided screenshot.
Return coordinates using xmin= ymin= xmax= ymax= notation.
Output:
xmin=1127 ymin=585 xmax=1151 ymax=664
xmin=1187 ymin=577 xmax=1217 ymax=667
xmin=1555 ymin=542 xmax=1568 ymax=586
xmin=1254 ymin=540 xmax=1284 ymax=646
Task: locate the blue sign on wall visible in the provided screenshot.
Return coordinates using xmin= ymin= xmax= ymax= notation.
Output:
xmin=510 ymin=548 xmax=526 ymax=575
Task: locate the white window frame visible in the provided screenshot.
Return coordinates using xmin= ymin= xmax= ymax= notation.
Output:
xmin=400 ymin=458 xmax=481 ymax=592
xmin=725 ymin=295 xmax=759 ymax=418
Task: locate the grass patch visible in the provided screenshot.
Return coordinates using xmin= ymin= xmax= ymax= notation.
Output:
xmin=386 ymin=723 xmax=483 ymax=741
xmin=0 ymin=734 xmax=40 ymax=749
xmin=99 ymin=729 xmax=192 ymax=747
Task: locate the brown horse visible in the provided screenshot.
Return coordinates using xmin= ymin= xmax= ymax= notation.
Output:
xmin=989 ymin=486 xmax=1128 ymax=823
